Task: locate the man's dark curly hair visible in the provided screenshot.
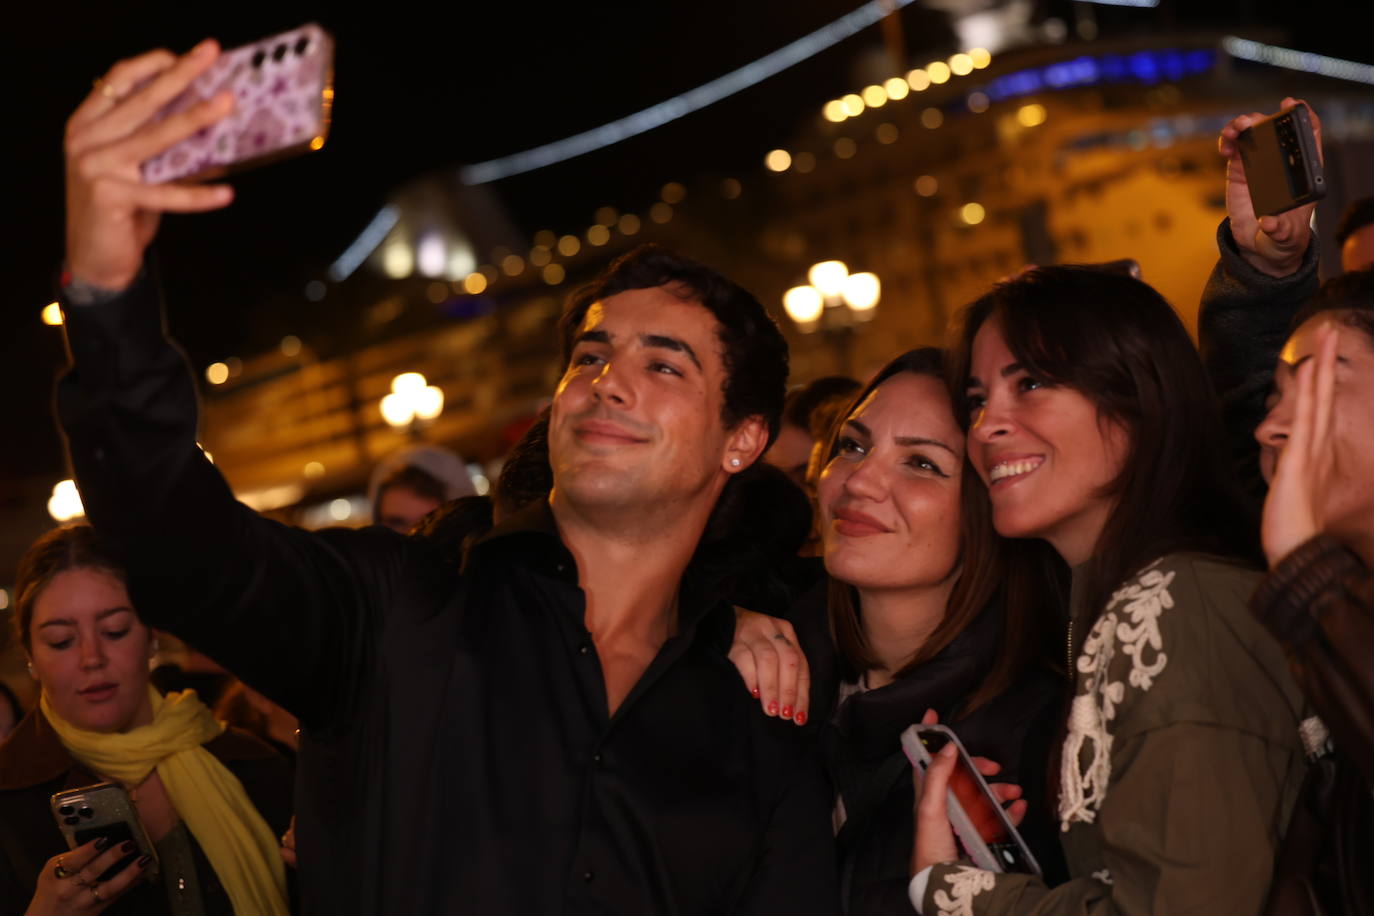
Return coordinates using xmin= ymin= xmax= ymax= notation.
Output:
xmin=557 ymin=244 xmax=789 ymax=446
xmin=1335 ymin=197 xmax=1374 ymax=249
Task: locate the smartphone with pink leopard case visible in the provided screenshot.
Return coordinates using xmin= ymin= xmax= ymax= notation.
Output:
xmin=141 ymin=23 xmax=334 ymax=184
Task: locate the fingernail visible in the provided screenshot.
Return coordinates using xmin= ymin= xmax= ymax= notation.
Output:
xmin=781 ymin=705 xmax=793 ymax=719
xmin=95 ymin=836 xmax=112 ymax=851
xmin=122 ymin=840 xmax=135 ymax=853
xmin=795 ymin=710 xmax=807 ymax=726
xmin=195 ymin=38 xmax=216 ymax=55
xmin=750 ymin=687 xmax=760 ymax=698
xmin=767 ymin=700 xmax=779 ymax=716
xmin=138 ymin=855 xmax=152 ymax=868
xmin=940 ymin=743 xmax=957 ymax=757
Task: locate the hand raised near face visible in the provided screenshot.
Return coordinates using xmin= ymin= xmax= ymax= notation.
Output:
xmin=64 ymin=40 xmax=235 ymax=293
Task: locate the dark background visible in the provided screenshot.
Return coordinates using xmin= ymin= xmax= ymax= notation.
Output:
xmin=2 ymin=0 xmax=1364 ymax=488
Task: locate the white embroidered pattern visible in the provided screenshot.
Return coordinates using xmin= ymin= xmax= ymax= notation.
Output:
xmin=933 ymin=867 xmax=996 ymax=916
xmin=1092 ymin=869 xmax=1115 ymax=885
xmin=1059 ymin=563 xmax=1175 ymax=829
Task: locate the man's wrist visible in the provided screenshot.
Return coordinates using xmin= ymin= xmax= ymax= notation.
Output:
xmin=1239 ymin=248 xmax=1305 ymax=279
xmin=61 ymin=265 xmax=137 ymax=306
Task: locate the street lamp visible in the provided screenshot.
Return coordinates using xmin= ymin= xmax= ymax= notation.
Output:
xmin=782 ymin=260 xmax=881 ymax=373
xmin=48 ymin=479 xmax=85 ymax=522
xmin=381 ymin=372 xmax=444 ymax=438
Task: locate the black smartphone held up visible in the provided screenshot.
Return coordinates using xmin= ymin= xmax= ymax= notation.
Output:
xmin=50 ymin=782 xmax=159 ymax=882
xmin=901 ymin=724 xmax=1042 ymax=876
xmin=140 ymin=23 xmax=335 ymax=184
xmin=1237 ymin=106 xmax=1325 ymax=218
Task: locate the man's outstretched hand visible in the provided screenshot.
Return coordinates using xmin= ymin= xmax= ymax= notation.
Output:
xmin=65 ymin=39 xmax=235 ymax=292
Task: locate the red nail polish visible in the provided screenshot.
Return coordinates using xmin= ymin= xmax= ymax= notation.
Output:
xmin=751 ymin=687 xmax=760 ymax=698
xmin=767 ymin=701 xmax=779 ymax=716
xmin=795 ymin=710 xmax=807 ymax=726
xmin=781 ymin=705 xmax=794 ymax=719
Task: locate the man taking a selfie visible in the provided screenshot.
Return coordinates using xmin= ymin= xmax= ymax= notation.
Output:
xmin=55 ymin=41 xmax=836 ymax=915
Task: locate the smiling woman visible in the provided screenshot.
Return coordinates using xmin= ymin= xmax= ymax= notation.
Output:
xmin=0 ymin=525 xmax=295 ymax=916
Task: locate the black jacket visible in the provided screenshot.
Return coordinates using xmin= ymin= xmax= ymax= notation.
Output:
xmin=0 ymin=708 xmax=294 ymax=916
xmin=789 ymin=583 xmax=1067 ymax=915
xmin=55 ymin=271 xmax=839 ymax=915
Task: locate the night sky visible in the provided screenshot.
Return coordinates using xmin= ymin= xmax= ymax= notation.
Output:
xmin=3 ymin=0 xmax=1362 ymax=488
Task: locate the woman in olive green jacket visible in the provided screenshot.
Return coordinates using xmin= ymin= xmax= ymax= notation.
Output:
xmin=909 ymin=264 xmax=1308 ymax=915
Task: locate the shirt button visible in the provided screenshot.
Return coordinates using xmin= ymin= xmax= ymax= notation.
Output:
xmin=583 ymin=870 xmax=594 ymax=883
xmin=579 ymin=644 xmax=590 ymax=655
xmin=593 ymin=753 xmax=602 ymax=764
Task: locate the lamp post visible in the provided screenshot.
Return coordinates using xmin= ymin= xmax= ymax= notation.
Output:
xmin=380 ymin=372 xmax=445 ymax=439
xmin=782 ymin=260 xmax=881 ymax=375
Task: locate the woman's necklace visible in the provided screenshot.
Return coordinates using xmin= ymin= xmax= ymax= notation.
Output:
xmin=1066 ymin=617 xmax=1076 ymax=683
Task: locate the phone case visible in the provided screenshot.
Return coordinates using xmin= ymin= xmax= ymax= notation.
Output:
xmin=51 ymin=782 xmax=159 ymax=881
xmin=1237 ymin=107 xmax=1326 ymax=218
xmin=901 ymin=724 xmax=1042 ymax=876
xmin=141 ymin=23 xmax=334 ymax=184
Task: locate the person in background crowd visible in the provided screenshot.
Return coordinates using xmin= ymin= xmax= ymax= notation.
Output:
xmin=368 ymin=444 xmax=476 ymax=534
xmin=215 ymin=679 xmax=300 ymax=762
xmin=0 ymin=682 xmax=22 ymax=743
xmin=765 ymin=377 xmax=862 ymax=489
xmin=909 ymin=265 xmax=1308 ymax=914
xmin=1251 ymin=270 xmax=1374 ymax=914
xmin=54 ymin=40 xmax=837 ymax=915
xmin=1335 ymin=197 xmax=1374 ymax=274
xmin=733 ymin=348 xmax=1065 ymax=915
xmin=0 ymin=525 xmax=294 ymax=916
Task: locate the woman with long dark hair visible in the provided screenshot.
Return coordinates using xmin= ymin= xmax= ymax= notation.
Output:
xmin=736 ymin=348 xmax=1066 ymax=914
xmin=910 ymin=266 xmax=1308 ymax=914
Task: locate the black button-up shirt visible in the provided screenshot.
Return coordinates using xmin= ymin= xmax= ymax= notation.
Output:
xmin=56 ymin=272 xmax=839 ymax=915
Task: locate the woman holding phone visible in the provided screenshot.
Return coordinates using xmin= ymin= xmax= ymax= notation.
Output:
xmin=0 ymin=525 xmax=294 ymax=916
xmin=735 ymin=348 xmax=1067 ymax=914
xmin=909 ymin=266 xmax=1308 ymax=914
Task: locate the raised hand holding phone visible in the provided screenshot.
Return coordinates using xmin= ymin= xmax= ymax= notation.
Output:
xmin=64 ymin=40 xmax=236 ymax=293
xmin=1217 ymin=98 xmax=1323 ymax=278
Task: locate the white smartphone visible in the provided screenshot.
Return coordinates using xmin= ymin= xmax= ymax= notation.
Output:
xmin=901 ymin=723 xmax=1041 ymax=876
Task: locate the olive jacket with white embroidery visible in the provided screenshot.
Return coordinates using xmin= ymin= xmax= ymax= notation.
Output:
xmin=921 ymin=553 xmax=1308 ymax=916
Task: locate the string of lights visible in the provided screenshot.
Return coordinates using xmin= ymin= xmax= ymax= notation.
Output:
xmin=458 ymin=0 xmax=918 ymax=185
xmin=1222 ymin=36 xmax=1374 ymax=86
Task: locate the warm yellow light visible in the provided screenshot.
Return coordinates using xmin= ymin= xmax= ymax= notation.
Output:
xmin=557 ymin=234 xmax=581 ymax=257
xmin=960 ymin=202 xmax=986 ymax=226
xmin=594 ymin=206 xmax=619 ymax=226
xmin=426 ymin=281 xmax=448 ymax=303
xmin=721 ymin=178 xmax=742 ymax=200
xmin=587 ymin=224 xmax=611 ymax=246
xmin=970 ymin=48 xmax=992 ymax=69
xmin=661 ymin=182 xmax=686 ymax=204
xmin=833 ymin=137 xmax=857 ymax=159
xmin=783 ymin=286 xmax=824 ymax=324
xmin=883 ymin=77 xmax=909 ymax=100
xmin=841 ymin=272 xmax=881 ymax=311
xmin=329 ymin=498 xmax=352 ymax=521
xmin=48 ymin=479 xmax=85 ymax=522
xmin=463 ymin=272 xmax=488 ymax=294
xmin=914 ymin=175 xmax=939 ymax=197
xmin=304 ymin=461 xmax=325 ymax=479
xmin=206 ymin=362 xmax=229 ymax=385
xmin=921 ymin=107 xmax=944 ymax=129
xmin=534 ymin=229 xmax=556 ymax=248
xmin=808 ymin=260 xmax=849 ymax=297
xmin=764 ymin=149 xmax=792 ymax=172
xmin=392 ymin=372 xmax=427 ymax=395
xmin=543 ymin=264 xmax=566 ymax=285
xmin=380 ymin=392 xmax=411 ymax=427
xmin=501 ymin=254 xmax=525 ymax=276
xmin=649 ymin=203 xmax=673 ymax=224
xmin=949 ymin=53 xmax=974 ymax=76
xmin=793 ymin=151 xmax=816 ymax=173
xmin=927 ymin=61 xmax=951 ymax=84
xmin=906 ymin=69 xmax=931 ymax=91
xmin=823 ymin=99 xmax=848 ymax=122
xmin=41 ymin=302 xmax=63 ymax=326
xmin=861 ymin=84 xmax=887 ymax=108
xmin=618 ymin=213 xmax=642 ymax=235
xmin=381 ymin=242 xmax=413 ymax=278
xmin=1017 ymin=103 xmax=1047 ymax=127
xmin=529 ymin=245 xmax=552 ymax=267
xmin=414 ymin=385 xmax=444 ymax=421
xmin=197 ymin=442 xmax=214 ymax=464
xmin=841 ymin=93 xmax=865 ymax=116
xmin=875 ymin=123 xmax=899 ymax=144
xmin=280 ymin=335 xmax=302 ymax=357
xmin=309 ymin=136 xmax=325 ymax=151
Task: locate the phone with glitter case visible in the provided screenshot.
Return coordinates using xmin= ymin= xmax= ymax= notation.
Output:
xmin=141 ymin=23 xmax=334 ymax=184
xmin=51 ymin=782 xmax=159 ymax=881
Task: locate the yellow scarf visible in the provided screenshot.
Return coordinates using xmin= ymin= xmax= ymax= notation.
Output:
xmin=42 ymin=687 xmax=288 ymax=916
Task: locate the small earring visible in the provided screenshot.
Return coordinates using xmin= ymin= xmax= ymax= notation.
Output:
xmin=730 ymin=458 xmax=741 ymax=467
xmin=26 ymin=663 xmax=36 ymax=679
